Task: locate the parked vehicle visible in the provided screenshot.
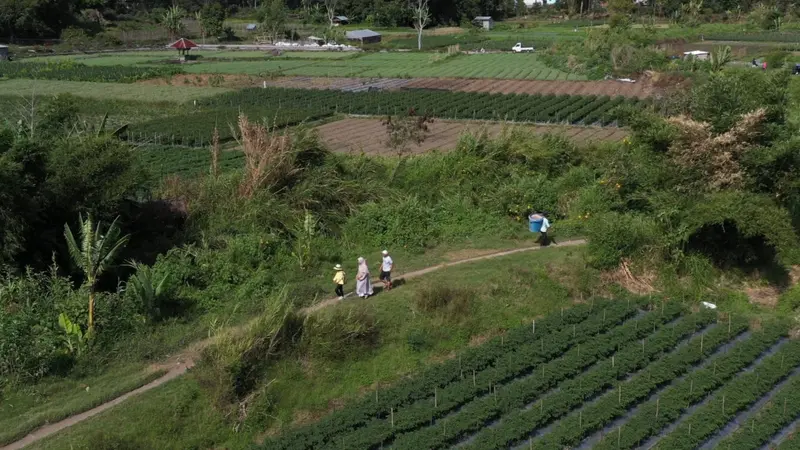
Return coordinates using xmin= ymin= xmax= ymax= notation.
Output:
xmin=511 ymin=43 xmax=534 ymax=53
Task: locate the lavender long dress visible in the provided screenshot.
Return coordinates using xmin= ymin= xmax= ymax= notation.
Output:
xmin=356 ymin=260 xmax=374 ymax=297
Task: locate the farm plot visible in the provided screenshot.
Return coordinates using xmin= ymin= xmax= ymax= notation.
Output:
xmin=205 ymin=88 xmax=642 ymax=125
xmin=22 ymin=52 xmax=585 ymax=81
xmin=136 ymin=145 xmax=244 ymax=179
xmin=316 ymin=118 xmax=626 ymax=155
xmin=0 ymin=79 xmax=231 ymax=102
xmin=128 ymin=88 xmax=639 ymax=148
xmin=259 ymin=76 xmax=655 ymax=98
xmin=261 ymin=300 xmax=798 ymax=450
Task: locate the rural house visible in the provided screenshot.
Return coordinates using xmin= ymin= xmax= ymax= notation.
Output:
xmin=346 ymin=29 xmax=381 ymax=44
xmin=333 ymin=15 xmax=349 ymax=25
xmin=474 ymin=16 xmax=494 ymax=30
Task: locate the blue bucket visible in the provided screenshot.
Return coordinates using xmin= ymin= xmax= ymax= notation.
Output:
xmin=529 ymin=219 xmax=543 ymax=233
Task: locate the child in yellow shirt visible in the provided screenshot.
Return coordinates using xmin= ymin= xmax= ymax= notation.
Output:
xmin=333 ymin=264 xmax=346 ymax=299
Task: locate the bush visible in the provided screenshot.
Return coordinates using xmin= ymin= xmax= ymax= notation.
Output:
xmin=586 ymin=212 xmax=663 ymax=269
xmin=764 ymin=50 xmax=789 ymax=70
xmin=412 ymin=283 xmax=474 ymax=319
xmin=406 ymin=327 xmax=434 ymax=352
xmin=344 ymin=197 xmax=434 ymax=251
xmin=778 ymin=284 xmax=800 ymax=312
xmin=301 ymin=307 xmax=380 ymax=360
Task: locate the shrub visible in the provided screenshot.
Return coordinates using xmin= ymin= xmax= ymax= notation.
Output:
xmin=406 ymin=327 xmax=434 ymax=352
xmin=344 ymin=197 xmax=434 ymax=251
xmin=301 ymin=307 xmax=380 ymax=360
xmin=764 ymin=50 xmax=789 ymax=70
xmin=777 ymin=284 xmax=800 ymax=313
xmin=586 ymin=211 xmax=663 ymax=269
xmin=412 ymin=283 xmax=474 ymax=319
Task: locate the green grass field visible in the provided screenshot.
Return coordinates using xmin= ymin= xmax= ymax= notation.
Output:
xmin=24 ymin=244 xmax=586 ymax=450
xmin=0 ymin=364 xmax=164 ymax=446
xmin=0 ymin=79 xmax=232 ymax=102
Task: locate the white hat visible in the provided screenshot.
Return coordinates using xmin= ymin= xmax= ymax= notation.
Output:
xmin=382 ymin=250 xmax=389 ymax=255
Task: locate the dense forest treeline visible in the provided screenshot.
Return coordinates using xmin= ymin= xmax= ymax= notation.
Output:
xmin=6 ymin=0 xmax=800 ymax=40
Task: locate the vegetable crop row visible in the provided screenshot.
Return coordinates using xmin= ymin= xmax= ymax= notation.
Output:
xmin=0 ymin=61 xmax=182 ymax=83
xmin=461 ymin=311 xmax=730 ymax=450
xmin=265 ymin=300 xmax=634 ymax=450
xmin=654 ymin=339 xmax=800 ymax=450
xmin=778 ymin=430 xmax=800 ymax=449
xmin=716 ymin=372 xmax=800 ymax=450
xmin=593 ymin=321 xmax=789 ymax=450
xmin=390 ymin=310 xmax=716 ymax=450
xmin=203 ymin=88 xmax=641 ymax=127
xmin=550 ymin=320 xmax=785 ymax=450
xmin=127 ymin=106 xmax=329 ymax=147
xmin=323 ymin=303 xmax=685 ymax=450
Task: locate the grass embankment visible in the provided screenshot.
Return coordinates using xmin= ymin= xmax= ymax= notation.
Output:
xmin=25 ymin=245 xmax=587 ymax=449
xmin=0 ymin=364 xmax=165 ymax=446
xmin=0 ymin=79 xmax=231 ymax=102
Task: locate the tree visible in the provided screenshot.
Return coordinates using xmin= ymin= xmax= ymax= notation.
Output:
xmin=197 ymin=3 xmax=226 ymax=42
xmin=64 ymin=214 xmax=129 ymax=336
xmin=412 ymin=0 xmax=430 ymax=50
xmin=382 ymin=107 xmax=434 ymax=157
xmin=260 ymin=0 xmax=287 ymax=43
xmin=324 ymin=0 xmax=337 ymax=27
xmin=162 ymin=5 xmax=185 ymax=40
xmin=709 ymin=45 xmax=732 ymax=73
xmin=607 ymin=0 xmax=634 ymax=28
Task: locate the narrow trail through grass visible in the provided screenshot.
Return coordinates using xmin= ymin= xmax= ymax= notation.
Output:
xmin=1 ymin=239 xmax=587 ymax=450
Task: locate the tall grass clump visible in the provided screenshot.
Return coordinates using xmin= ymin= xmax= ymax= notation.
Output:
xmin=412 ymin=283 xmax=475 ymax=320
xmin=300 ymin=307 xmax=380 ymax=361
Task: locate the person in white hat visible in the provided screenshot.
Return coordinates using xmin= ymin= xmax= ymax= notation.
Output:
xmin=378 ymin=250 xmax=393 ymax=291
xmin=332 ymin=264 xmax=346 ymax=299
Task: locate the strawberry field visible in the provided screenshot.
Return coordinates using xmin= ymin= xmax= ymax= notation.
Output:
xmin=262 ymin=300 xmax=800 ymax=450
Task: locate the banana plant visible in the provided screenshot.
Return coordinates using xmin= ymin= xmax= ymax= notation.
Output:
xmin=58 ymin=313 xmax=86 ymax=356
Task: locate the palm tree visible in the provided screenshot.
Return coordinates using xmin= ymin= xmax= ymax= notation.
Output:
xmin=163 ymin=5 xmax=186 ymax=40
xmin=710 ymin=46 xmax=732 ymax=73
xmin=64 ymin=214 xmax=129 ymax=335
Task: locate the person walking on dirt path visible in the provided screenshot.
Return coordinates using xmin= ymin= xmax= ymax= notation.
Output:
xmin=356 ymin=257 xmax=373 ymax=298
xmin=378 ymin=250 xmax=393 ymax=291
xmin=539 ymin=212 xmax=552 ymax=246
xmin=529 ymin=212 xmax=553 ymax=247
xmin=333 ymin=264 xmax=346 ymax=299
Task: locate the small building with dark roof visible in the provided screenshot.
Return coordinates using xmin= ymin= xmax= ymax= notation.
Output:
xmin=346 ymin=29 xmax=381 ymax=44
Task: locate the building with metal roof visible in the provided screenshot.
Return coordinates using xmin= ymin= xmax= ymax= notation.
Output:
xmin=346 ymin=29 xmax=381 ymax=44
xmin=473 ymin=16 xmax=494 ymax=29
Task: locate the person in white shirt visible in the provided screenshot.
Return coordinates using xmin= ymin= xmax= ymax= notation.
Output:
xmin=540 ymin=213 xmax=551 ymax=246
xmin=378 ymin=250 xmax=394 ymax=291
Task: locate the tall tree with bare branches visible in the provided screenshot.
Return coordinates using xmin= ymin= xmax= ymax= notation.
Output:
xmin=324 ymin=0 xmax=338 ymax=27
xmin=412 ymin=0 xmax=431 ymax=50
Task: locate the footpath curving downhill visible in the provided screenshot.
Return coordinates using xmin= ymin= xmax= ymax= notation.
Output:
xmin=2 ymin=239 xmax=586 ymax=450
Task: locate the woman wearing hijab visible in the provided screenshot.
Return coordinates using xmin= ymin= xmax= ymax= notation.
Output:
xmin=356 ymin=257 xmax=374 ymax=298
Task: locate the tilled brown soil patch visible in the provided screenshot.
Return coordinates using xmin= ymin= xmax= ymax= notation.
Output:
xmin=317 ymin=118 xmax=627 ymax=155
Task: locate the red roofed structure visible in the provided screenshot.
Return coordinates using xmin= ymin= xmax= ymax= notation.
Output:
xmin=168 ymin=38 xmax=198 ymax=56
